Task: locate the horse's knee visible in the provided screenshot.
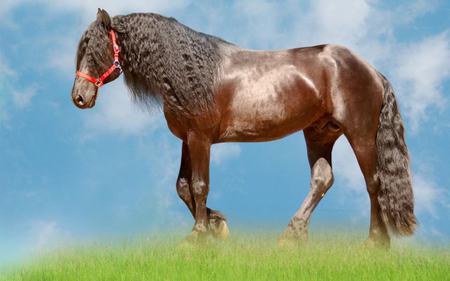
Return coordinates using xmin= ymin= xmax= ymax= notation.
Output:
xmin=191 ymin=179 xmax=208 ymax=197
xmin=311 ymin=158 xmax=333 ymax=192
xmin=176 ymin=177 xmax=190 ymax=201
xmin=193 ymin=222 xmax=208 ymax=233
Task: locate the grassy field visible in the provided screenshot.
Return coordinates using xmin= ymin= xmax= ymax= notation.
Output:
xmin=1 ymin=233 xmax=449 ymax=281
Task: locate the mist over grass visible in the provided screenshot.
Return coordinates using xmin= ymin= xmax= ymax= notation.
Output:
xmin=1 ymin=232 xmax=449 ymax=281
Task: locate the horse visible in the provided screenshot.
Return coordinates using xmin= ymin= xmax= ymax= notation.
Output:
xmin=71 ymin=9 xmax=416 ymax=248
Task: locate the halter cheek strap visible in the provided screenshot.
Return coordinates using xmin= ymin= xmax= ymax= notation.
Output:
xmin=76 ymin=30 xmax=122 ymax=88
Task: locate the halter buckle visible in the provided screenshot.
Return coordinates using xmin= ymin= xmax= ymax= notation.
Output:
xmin=114 ymin=60 xmax=122 ymax=73
xmin=95 ymin=79 xmax=103 ymax=87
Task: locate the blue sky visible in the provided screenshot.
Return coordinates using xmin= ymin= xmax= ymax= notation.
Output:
xmin=0 ymin=0 xmax=449 ymax=263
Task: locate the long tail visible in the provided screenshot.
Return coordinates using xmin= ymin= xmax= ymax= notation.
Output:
xmin=376 ymin=76 xmax=416 ymax=236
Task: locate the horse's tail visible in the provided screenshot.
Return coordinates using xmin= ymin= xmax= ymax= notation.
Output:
xmin=376 ymin=76 xmax=416 ymax=236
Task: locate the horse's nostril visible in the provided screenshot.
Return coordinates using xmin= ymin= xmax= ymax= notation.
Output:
xmin=75 ymin=95 xmax=85 ymax=106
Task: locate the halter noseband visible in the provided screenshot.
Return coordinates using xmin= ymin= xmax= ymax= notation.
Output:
xmin=76 ymin=30 xmax=122 ymax=88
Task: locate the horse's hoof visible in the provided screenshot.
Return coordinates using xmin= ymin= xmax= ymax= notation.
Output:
xmin=178 ymin=237 xmax=196 ymax=250
xmin=278 ymin=231 xmax=294 ymax=248
xmin=363 ymin=238 xmax=390 ymax=250
xmin=181 ymin=229 xmax=209 ymax=246
xmin=278 ymin=237 xmax=307 ymax=248
xmin=278 ymin=237 xmax=294 ymax=248
xmin=212 ymin=220 xmax=229 ymax=240
xmin=278 ymin=230 xmax=307 ymax=248
xmin=180 ymin=231 xmax=199 ymax=245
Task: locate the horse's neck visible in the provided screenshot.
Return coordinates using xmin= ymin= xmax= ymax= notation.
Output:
xmin=116 ymin=15 xmax=228 ymax=115
xmin=118 ymin=25 xmax=167 ymax=94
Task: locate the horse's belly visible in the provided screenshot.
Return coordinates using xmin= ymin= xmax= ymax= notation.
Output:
xmin=218 ymin=81 xmax=322 ymax=142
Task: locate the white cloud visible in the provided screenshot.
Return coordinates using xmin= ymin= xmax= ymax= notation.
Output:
xmin=46 ymin=0 xmax=190 ymax=22
xmin=211 ymin=143 xmax=241 ymax=165
xmin=331 ymin=137 xmax=369 ymax=221
xmin=226 ymin=1 xmax=288 ymax=49
xmin=0 ymin=54 xmax=16 ymax=79
xmin=12 ymin=87 xmax=37 ymax=109
xmin=150 ymin=140 xmax=179 ymax=220
xmin=0 ymin=53 xmax=16 ymax=125
xmin=47 ymin=36 xmax=78 ymax=76
xmin=0 ymin=55 xmax=36 ymax=110
xmin=413 ymin=172 xmax=447 ymax=218
xmin=395 ymin=0 xmax=438 ymax=25
xmin=27 ymin=220 xmax=72 ymax=253
xmin=82 ymin=81 xmax=162 ymax=138
xmin=394 ymin=32 xmax=450 ymax=130
xmin=332 ymin=137 xmax=365 ymax=193
xmin=0 ymin=102 xmax=9 ymax=126
xmin=134 ymin=136 xmax=190 ymax=230
xmin=305 ymin=0 xmax=371 ymax=45
xmin=0 ymin=0 xmax=20 ymax=20
xmin=0 ymin=0 xmax=190 ymax=22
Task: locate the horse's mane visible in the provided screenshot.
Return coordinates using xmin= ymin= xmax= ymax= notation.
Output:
xmin=79 ymin=13 xmax=235 ymax=116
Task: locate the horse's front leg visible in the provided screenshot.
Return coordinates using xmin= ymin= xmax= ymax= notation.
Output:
xmin=184 ymin=133 xmax=210 ymax=242
xmin=176 ymin=142 xmax=195 ymax=217
xmin=176 ymin=142 xmax=229 ymax=240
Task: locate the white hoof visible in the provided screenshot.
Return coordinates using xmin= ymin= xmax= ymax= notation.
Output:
xmin=213 ymin=220 xmax=229 ymax=240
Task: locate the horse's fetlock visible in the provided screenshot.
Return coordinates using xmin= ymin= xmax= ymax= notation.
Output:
xmin=366 ymin=177 xmax=380 ymax=196
xmin=193 ymin=223 xmax=208 ymax=233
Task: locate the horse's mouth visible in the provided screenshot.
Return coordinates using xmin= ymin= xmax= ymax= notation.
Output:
xmin=86 ymin=97 xmax=96 ymax=108
xmin=73 ymin=92 xmax=97 ymax=109
xmin=73 ymin=98 xmax=95 ymax=109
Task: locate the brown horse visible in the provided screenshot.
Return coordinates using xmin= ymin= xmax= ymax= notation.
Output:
xmin=72 ymin=9 xmax=416 ymax=247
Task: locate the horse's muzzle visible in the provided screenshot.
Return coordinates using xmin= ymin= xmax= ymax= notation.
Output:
xmin=72 ymin=93 xmax=96 ymax=109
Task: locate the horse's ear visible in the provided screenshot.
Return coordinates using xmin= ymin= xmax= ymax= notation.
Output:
xmin=96 ymin=8 xmax=111 ymax=30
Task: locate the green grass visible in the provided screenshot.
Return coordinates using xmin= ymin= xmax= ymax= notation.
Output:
xmin=1 ymin=234 xmax=449 ymax=281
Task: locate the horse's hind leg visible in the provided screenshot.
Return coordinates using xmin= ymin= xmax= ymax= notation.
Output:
xmin=176 ymin=142 xmax=229 ymax=240
xmin=345 ymin=134 xmax=390 ymax=248
xmin=279 ymin=128 xmax=338 ymax=245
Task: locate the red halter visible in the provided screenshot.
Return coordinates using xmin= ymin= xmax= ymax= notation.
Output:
xmin=76 ymin=30 xmax=122 ymax=88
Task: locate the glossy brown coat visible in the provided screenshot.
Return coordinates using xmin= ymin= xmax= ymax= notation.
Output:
xmin=72 ymin=11 xmax=416 ymax=247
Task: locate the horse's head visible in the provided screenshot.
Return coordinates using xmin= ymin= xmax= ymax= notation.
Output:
xmin=72 ymin=9 xmax=122 ymax=109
